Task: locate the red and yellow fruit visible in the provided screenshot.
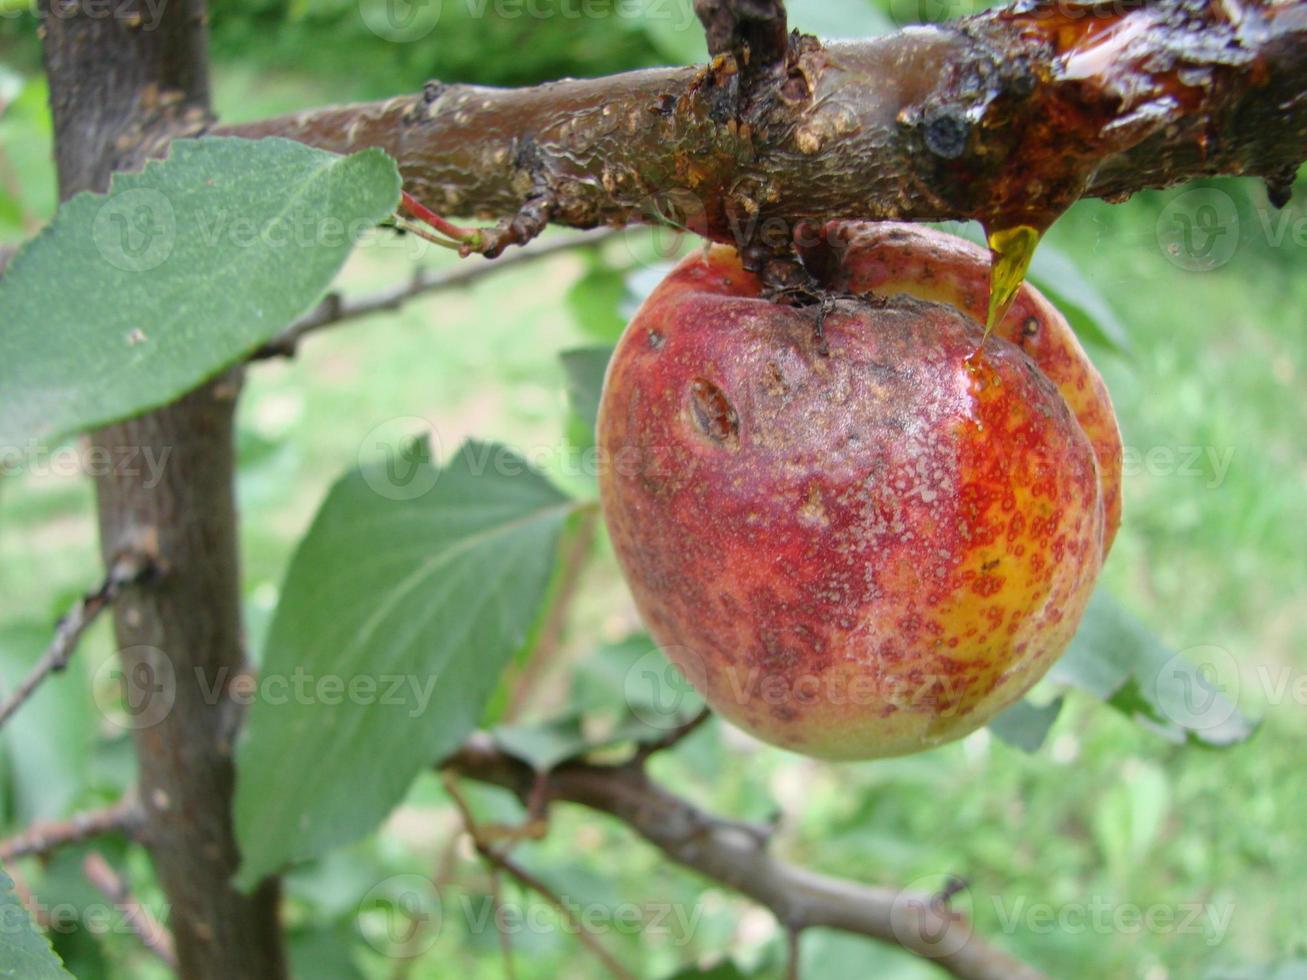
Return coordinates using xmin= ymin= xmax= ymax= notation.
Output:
xmin=597 ymin=222 xmax=1121 ymax=759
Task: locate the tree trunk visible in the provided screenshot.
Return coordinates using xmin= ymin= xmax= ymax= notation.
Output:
xmin=40 ymin=1 xmax=286 ymax=975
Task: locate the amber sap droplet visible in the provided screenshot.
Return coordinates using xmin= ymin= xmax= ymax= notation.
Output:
xmin=984 ymin=224 xmax=1042 ymax=340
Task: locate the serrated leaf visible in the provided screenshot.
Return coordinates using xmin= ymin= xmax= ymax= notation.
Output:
xmin=1052 ymin=590 xmax=1255 ymax=747
xmin=987 ymin=697 xmax=1063 ymax=752
xmin=559 ymin=345 xmax=614 ymax=434
xmin=234 ymin=441 xmax=575 ymax=888
xmin=0 ymin=868 xmax=74 ymax=979
xmin=0 ymin=136 xmax=400 ymax=446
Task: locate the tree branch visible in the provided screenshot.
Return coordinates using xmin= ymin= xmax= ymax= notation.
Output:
xmin=443 ymin=734 xmax=1044 ymax=980
xmin=251 ymin=228 xmax=616 ymax=360
xmin=225 ymin=0 xmax=1307 ymax=253
xmin=83 ymin=851 xmax=178 ymax=969
xmin=0 ymin=551 xmax=155 ymax=730
xmin=0 ymin=796 xmax=144 ymax=863
xmin=444 ymin=773 xmax=637 ymax=980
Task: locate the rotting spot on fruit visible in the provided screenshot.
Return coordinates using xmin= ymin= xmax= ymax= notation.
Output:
xmin=688 ymin=377 xmax=739 ymax=447
xmin=1022 ymin=316 xmax=1040 ymax=338
xmin=648 ymin=329 xmax=665 ymax=350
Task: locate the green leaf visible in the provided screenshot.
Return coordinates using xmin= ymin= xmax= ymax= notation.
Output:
xmin=1025 ymin=241 xmax=1132 ymax=356
xmin=0 ymin=136 xmax=400 ymax=447
xmin=1052 ymin=590 xmax=1255 ymax=747
xmin=559 ymin=345 xmax=614 ymax=434
xmin=929 ymin=222 xmax=1130 ymax=355
xmin=0 ymin=623 xmax=92 ymax=823
xmin=565 ymin=260 xmax=628 ymax=341
xmin=0 ymin=867 xmax=74 ymax=979
xmin=987 ymin=697 xmax=1063 ymax=753
xmin=234 ymin=441 xmax=574 ymax=888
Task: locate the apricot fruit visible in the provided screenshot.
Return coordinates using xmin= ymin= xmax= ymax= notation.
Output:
xmin=597 ymin=222 xmax=1121 ymax=759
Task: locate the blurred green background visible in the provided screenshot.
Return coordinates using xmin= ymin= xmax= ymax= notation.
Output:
xmin=2 ymin=0 xmax=1306 ymax=977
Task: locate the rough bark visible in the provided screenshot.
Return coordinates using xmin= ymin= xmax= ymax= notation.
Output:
xmin=40 ymin=1 xmax=286 ymax=976
xmin=226 ymin=0 xmax=1307 ymax=255
xmin=446 ymin=733 xmax=1044 ymax=980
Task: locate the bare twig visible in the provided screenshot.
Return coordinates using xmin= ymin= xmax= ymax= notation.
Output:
xmin=630 ymin=706 xmax=712 ymax=765
xmin=251 ymin=228 xmax=618 ymax=360
xmin=443 ymin=774 xmax=637 ymax=980
xmin=83 ymin=851 xmax=178 ymax=969
xmin=489 ymin=869 xmax=517 ymax=980
xmin=444 ymin=735 xmax=1045 ymax=980
xmin=0 ymin=551 xmax=155 ymax=730
xmin=0 ymin=795 xmax=144 ymax=863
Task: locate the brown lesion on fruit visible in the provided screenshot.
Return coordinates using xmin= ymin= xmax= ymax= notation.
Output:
xmin=688 ymin=377 xmax=740 ymax=447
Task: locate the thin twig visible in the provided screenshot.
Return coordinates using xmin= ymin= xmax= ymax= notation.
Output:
xmin=489 ymin=869 xmax=517 ymax=980
xmin=631 ymin=706 xmax=712 ymax=765
xmin=0 ymin=795 xmax=144 ymax=863
xmin=251 ymin=227 xmax=619 ymax=360
xmin=786 ymin=926 xmax=802 ymax=980
xmin=0 ymin=552 xmax=155 ymax=730
xmin=444 ymin=735 xmax=1045 ymax=980
xmin=443 ymin=774 xmax=637 ymax=980
xmin=82 ymin=851 xmax=178 ymax=969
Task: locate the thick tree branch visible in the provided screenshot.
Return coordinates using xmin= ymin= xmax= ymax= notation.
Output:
xmin=443 ymin=734 xmax=1044 ymax=980
xmin=0 ymin=551 xmax=155 ymax=730
xmin=226 ymin=0 xmax=1307 ymax=254
xmin=41 ymin=1 xmax=288 ymax=974
xmin=0 ymin=796 xmax=144 ymax=863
